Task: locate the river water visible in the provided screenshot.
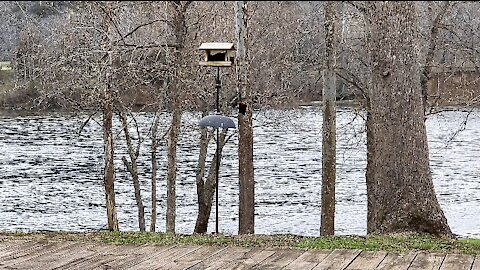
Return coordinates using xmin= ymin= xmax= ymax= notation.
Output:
xmin=0 ymin=106 xmax=479 ymax=238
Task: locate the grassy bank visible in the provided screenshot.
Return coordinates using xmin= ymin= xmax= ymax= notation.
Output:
xmin=1 ymin=231 xmax=480 ymax=255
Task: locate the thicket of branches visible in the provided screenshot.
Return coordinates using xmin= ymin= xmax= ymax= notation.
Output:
xmin=0 ymin=1 xmax=478 ymax=111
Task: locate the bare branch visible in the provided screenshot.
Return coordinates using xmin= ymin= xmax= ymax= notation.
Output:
xmin=78 ymin=112 xmax=99 ymax=136
xmin=121 ymin=19 xmax=171 ymax=41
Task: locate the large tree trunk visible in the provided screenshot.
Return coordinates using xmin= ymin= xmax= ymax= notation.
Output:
xmin=320 ymin=0 xmax=337 ymax=237
xmin=365 ymin=1 xmax=452 ymax=237
xmin=235 ymin=0 xmax=255 ymax=235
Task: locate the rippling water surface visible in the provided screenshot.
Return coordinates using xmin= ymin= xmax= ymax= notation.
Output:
xmin=0 ymin=107 xmax=479 ymax=238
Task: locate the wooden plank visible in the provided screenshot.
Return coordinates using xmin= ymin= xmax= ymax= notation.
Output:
xmin=2 ymin=241 xmax=75 ymax=269
xmin=439 ymin=253 xmax=474 ymax=270
xmin=312 ymin=249 xmax=361 ymax=270
xmin=45 ymin=243 xmax=118 ymax=269
xmin=345 ymin=251 xmax=387 ymax=270
xmin=220 ymin=248 xmax=277 ymax=270
xmin=251 ymin=248 xmax=305 ymax=269
xmin=8 ymin=240 xmax=480 ymax=270
xmin=98 ymin=244 xmax=175 ymax=270
xmin=187 ymin=246 xmax=252 ymax=270
xmin=83 ymin=244 xmax=155 ymax=270
xmin=0 ymin=240 xmax=30 ymax=257
xmin=19 ymin=242 xmax=97 ymax=270
xmin=161 ymin=245 xmax=227 ymax=270
xmin=283 ymin=250 xmax=332 ymax=270
xmin=0 ymin=240 xmax=25 ymax=251
xmin=376 ymin=251 xmax=417 ymax=270
xmin=408 ymin=252 xmax=445 ymax=270
xmin=0 ymin=241 xmax=54 ymax=263
xmin=127 ymin=245 xmax=204 ymax=270
xmin=63 ymin=243 xmax=139 ymax=270
xmin=471 ymin=256 xmax=480 ymax=270
xmin=376 ymin=253 xmax=401 ymax=269
xmin=0 ymin=241 xmax=43 ymax=261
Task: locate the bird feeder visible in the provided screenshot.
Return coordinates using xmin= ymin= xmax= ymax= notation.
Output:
xmin=198 ymin=42 xmax=236 ymax=235
xmin=199 ymin=42 xmax=235 ymax=67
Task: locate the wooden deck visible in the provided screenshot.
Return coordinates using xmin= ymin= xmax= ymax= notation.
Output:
xmin=0 ymin=239 xmax=479 ymax=269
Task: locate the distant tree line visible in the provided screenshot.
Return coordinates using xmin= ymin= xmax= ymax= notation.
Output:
xmin=1 ymin=1 xmax=479 ymax=110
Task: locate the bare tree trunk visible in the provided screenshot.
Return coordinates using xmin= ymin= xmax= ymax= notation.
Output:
xmin=166 ymin=109 xmax=181 ymax=234
xmin=235 ymin=0 xmax=255 ymax=235
xmin=320 ymin=0 xmax=337 ymax=237
xmin=119 ymin=111 xmax=146 ymax=232
xmin=99 ymin=2 xmax=119 ymax=232
xmin=150 ymin=112 xmax=161 ymax=232
xmin=194 ymin=120 xmax=210 ymax=233
xmin=165 ymin=0 xmax=190 ymax=235
xmin=365 ymin=1 xmax=452 ymax=237
xmin=101 ymin=10 xmax=119 ymax=230
xmin=103 ymin=75 xmax=119 ymax=232
xmin=194 ymin=127 xmax=229 ymax=233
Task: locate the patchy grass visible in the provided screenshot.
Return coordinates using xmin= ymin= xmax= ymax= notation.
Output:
xmin=1 ymin=231 xmax=480 ymax=255
xmin=296 ymin=235 xmax=475 ymax=254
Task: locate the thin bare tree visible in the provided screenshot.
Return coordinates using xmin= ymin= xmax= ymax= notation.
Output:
xmin=321 ymin=0 xmax=337 ymax=237
xmin=99 ymin=2 xmax=119 ymax=231
xmin=119 ymin=110 xmax=146 ymax=232
xmin=235 ymin=0 xmax=255 ymax=235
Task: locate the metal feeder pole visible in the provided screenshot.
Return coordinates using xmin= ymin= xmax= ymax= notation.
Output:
xmin=215 ymin=66 xmax=220 ymax=234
